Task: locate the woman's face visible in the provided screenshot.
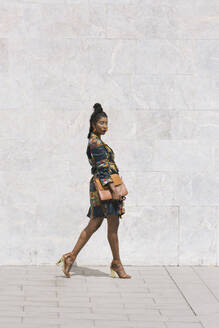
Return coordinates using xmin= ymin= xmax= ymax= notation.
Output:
xmin=93 ymin=116 xmax=108 ymax=135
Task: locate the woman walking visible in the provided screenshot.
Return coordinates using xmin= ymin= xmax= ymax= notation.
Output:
xmin=56 ymin=103 xmax=131 ymax=279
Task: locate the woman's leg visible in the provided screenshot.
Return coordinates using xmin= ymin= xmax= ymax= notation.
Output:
xmin=107 ymin=214 xmax=121 ymax=261
xmin=107 ymin=214 xmax=131 ymax=278
xmin=65 ymin=217 xmax=104 ymax=271
xmin=72 ymin=217 xmax=104 ymax=257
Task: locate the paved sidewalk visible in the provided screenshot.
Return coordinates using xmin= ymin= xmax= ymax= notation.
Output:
xmin=0 ymin=264 xmax=219 ymax=328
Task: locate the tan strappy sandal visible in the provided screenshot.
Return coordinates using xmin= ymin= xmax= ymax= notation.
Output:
xmin=56 ymin=252 xmax=76 ymax=278
xmin=110 ymin=259 xmax=131 ymax=279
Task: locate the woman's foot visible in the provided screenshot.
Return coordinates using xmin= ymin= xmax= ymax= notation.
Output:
xmin=56 ymin=252 xmax=76 ymax=278
xmin=110 ymin=259 xmax=131 ymax=279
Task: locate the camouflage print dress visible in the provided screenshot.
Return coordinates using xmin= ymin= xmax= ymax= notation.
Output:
xmin=86 ymin=131 xmax=125 ymax=219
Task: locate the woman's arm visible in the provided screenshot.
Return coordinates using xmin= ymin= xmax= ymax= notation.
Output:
xmin=89 ymin=137 xmax=122 ymax=200
xmin=89 ymin=137 xmax=113 ymax=187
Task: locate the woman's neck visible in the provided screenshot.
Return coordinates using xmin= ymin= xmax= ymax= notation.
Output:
xmin=93 ymin=131 xmax=101 ymax=140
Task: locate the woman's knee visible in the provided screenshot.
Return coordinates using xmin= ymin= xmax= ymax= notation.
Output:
xmin=107 ymin=214 xmax=120 ymax=231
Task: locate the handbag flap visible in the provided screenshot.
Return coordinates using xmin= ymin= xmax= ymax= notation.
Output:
xmin=111 ymin=174 xmax=123 ymax=186
xmin=94 ymin=174 xmax=123 ymax=190
xmin=94 ymin=178 xmax=105 ymax=190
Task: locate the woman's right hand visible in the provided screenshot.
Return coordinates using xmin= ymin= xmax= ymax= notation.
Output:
xmin=108 ymin=182 xmax=122 ymax=200
xmin=111 ymin=189 xmax=122 ymax=200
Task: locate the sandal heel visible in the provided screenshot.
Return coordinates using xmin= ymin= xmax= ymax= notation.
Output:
xmin=56 ymin=252 xmax=76 ymax=278
xmin=56 ymin=257 xmax=64 ymax=267
xmin=110 ymin=267 xmax=116 ymax=278
xmin=110 ymin=260 xmax=132 ymax=279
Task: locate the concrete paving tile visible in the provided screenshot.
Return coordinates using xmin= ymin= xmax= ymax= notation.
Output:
xmin=57 ymin=289 xmax=90 ymax=295
xmin=127 ymin=312 xmax=163 ymax=321
xmin=149 ymin=290 xmax=183 ymax=295
xmin=90 ymin=295 xmax=123 ymax=301
xmin=56 ymin=274 xmax=86 ymax=280
xmin=90 ymin=303 xmax=124 ymax=312
xmin=0 ymin=310 xmax=23 ymax=316
xmin=159 ymin=309 xmax=194 ymax=316
xmin=153 ymin=297 xmax=187 ymax=304
xmin=122 ymin=299 xmax=155 ymax=306
xmin=22 ymin=312 xmax=59 ymax=318
xmin=165 ymin=323 xmax=203 ymax=328
xmin=85 ymin=278 xmax=118 ymax=284
xmin=24 ymin=305 xmax=91 ymax=313
xmin=22 ymin=317 xmax=61 ymax=324
xmin=92 ymin=303 xmax=150 ymax=310
xmin=114 ymin=287 xmax=148 ymax=292
xmin=58 ymin=301 xmax=91 ymax=307
xmin=132 ymin=324 xmax=166 ymax=328
xmin=1 ymin=272 xmax=24 ymax=278
xmin=58 ymin=312 xmax=128 ymax=320
xmin=58 ymin=307 xmax=92 ymax=313
xmin=22 ymin=280 xmax=56 ymax=286
xmin=87 ymin=287 xmax=120 ymax=292
xmin=0 ymin=265 xmax=27 ymax=270
xmin=92 ymin=307 xmax=130 ymax=314
xmin=146 ymin=281 xmax=175 ymax=284
xmin=0 ymin=300 xmax=24 ymax=306
xmin=23 ymin=300 xmax=58 ymax=306
xmin=24 ymin=292 xmax=57 ymax=298
xmin=56 ymin=283 xmax=87 ymax=289
xmin=56 ymin=279 xmax=87 ymax=284
xmin=161 ymin=315 xmax=201 ymax=322
xmin=84 ymin=292 xmax=122 ymax=297
xmin=0 ymin=325 xmax=57 ymax=328
xmin=118 ymin=292 xmax=150 ymax=298
xmin=151 ymin=303 xmax=192 ymax=309
xmin=119 ymin=297 xmax=158 ymax=304
xmin=192 ymin=303 xmax=219 ymax=315
xmin=56 ymin=281 xmax=87 ymax=287
xmin=57 ymin=296 xmax=90 ymax=302
xmin=0 ymin=283 xmax=22 ymax=288
xmin=198 ymin=313 xmax=219 ymax=328
xmin=12 ymin=326 xmax=59 ymax=328
xmin=24 ymin=276 xmax=58 ymax=281
xmin=60 ymin=318 xmax=95 ymax=326
xmin=0 ymin=290 xmax=24 ymax=296
xmin=91 ymin=298 xmax=153 ymax=305
xmin=94 ymin=320 xmax=166 ymax=327
xmin=23 ymin=305 xmax=59 ymax=312
xmin=59 ymin=320 xmax=94 ymax=328
xmin=0 ymin=280 xmax=26 ymax=285
xmin=123 ymin=302 xmax=156 ymax=308
xmin=23 ymin=287 xmax=57 ymax=294
xmin=0 ymin=316 xmax=22 ymax=323
xmin=56 ymin=288 xmax=88 ymax=293
xmin=91 ymin=307 xmax=163 ymax=315
xmin=23 ymin=286 xmax=58 ymax=292
xmin=148 ymin=285 xmax=180 ymax=290
xmin=0 ymin=265 xmax=218 ymax=328
xmin=0 ymin=306 xmax=23 ymax=311
xmin=25 ymin=296 xmax=58 ymax=302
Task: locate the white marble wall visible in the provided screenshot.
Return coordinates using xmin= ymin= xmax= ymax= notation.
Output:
xmin=0 ymin=0 xmax=219 ymax=265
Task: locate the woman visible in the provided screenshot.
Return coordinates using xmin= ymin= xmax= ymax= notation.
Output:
xmin=56 ymin=103 xmax=131 ymax=279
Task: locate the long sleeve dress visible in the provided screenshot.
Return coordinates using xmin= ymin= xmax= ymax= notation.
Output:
xmin=86 ymin=131 xmax=125 ymax=219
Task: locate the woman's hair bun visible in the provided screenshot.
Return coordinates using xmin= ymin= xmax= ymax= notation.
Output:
xmin=93 ymin=103 xmax=103 ymax=114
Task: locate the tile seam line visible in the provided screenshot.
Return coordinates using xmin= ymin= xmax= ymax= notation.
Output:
xmin=191 ymin=265 xmax=219 ymax=303
xmin=27 ymin=37 xmax=219 ymax=40
xmin=163 ymin=265 xmax=197 ymax=317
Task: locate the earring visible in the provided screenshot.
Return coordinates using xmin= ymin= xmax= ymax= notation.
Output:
xmin=93 ymin=127 xmax=96 ymax=132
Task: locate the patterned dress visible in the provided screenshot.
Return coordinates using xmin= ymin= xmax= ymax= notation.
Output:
xmin=86 ymin=131 xmax=125 ymax=219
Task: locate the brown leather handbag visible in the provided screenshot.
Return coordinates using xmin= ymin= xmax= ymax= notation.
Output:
xmin=94 ymin=173 xmax=128 ymax=201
